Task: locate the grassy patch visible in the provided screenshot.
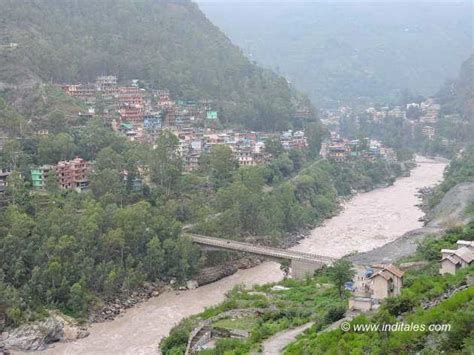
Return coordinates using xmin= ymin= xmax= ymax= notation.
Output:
xmin=160 ymin=276 xmax=347 ymax=354
xmin=213 ymin=316 xmax=257 ymax=331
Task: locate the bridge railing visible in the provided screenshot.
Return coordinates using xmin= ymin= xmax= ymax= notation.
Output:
xmin=186 ymin=234 xmax=335 ymax=264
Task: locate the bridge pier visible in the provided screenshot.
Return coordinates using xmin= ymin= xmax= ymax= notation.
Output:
xmin=291 ymin=259 xmax=323 ymax=279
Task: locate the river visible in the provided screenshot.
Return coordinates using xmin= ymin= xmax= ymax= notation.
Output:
xmin=46 ymin=156 xmax=446 ymax=355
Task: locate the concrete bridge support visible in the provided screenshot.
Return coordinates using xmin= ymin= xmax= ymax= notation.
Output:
xmin=291 ymin=259 xmax=324 ymax=279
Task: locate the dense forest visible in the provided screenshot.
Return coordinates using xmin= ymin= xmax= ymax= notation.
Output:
xmin=200 ymin=1 xmax=472 ymax=106
xmin=0 ymin=0 xmax=307 ymax=130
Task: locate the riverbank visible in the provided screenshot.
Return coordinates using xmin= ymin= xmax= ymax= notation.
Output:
xmin=350 ymin=181 xmax=474 ymax=265
xmin=33 ymin=156 xmax=447 ymax=355
xmin=291 ymin=156 xmax=446 ymax=258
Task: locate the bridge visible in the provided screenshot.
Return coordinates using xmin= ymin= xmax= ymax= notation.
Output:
xmin=187 ymin=234 xmax=335 ymax=279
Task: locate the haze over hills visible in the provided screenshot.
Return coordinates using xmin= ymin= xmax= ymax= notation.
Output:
xmin=438 ymin=54 xmax=474 ymax=122
xmin=0 ymin=0 xmax=311 ymax=131
xmin=198 ymin=0 xmax=473 ymax=107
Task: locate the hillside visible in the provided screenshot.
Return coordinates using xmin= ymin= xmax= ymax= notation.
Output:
xmin=0 ymin=0 xmax=306 ymax=130
xmin=199 ymin=1 xmax=472 ymax=107
xmin=438 ymin=55 xmax=474 ymax=123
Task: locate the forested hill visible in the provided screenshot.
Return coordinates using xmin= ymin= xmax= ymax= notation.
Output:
xmin=0 ymin=0 xmax=302 ymax=130
xmin=438 ymin=55 xmax=474 ymax=123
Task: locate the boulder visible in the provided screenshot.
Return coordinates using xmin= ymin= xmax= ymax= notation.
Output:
xmin=0 ymin=316 xmax=63 ymax=351
xmin=0 ymin=311 xmax=89 ymax=352
xmin=186 ymin=280 xmax=199 ymax=290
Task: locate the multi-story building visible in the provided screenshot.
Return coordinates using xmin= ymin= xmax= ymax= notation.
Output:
xmin=96 ymin=75 xmax=118 ymax=92
xmin=56 ymin=157 xmax=91 ymax=191
xmin=327 ymin=145 xmax=347 ymax=162
xmin=234 ymin=149 xmax=257 ymax=166
xmin=119 ymin=87 xmax=143 ymax=107
xmin=156 ymin=90 xmax=173 ymax=108
xmin=62 ymin=84 xmax=96 ymax=102
xmin=0 ymin=170 xmax=11 ymax=194
xmin=422 ymin=125 xmax=436 ymax=140
xmin=144 ymin=112 xmax=162 ymax=133
xmin=119 ymin=105 xmax=144 ymax=124
xmin=30 ymin=165 xmax=53 ymax=190
xmin=280 ymin=130 xmax=307 ymax=150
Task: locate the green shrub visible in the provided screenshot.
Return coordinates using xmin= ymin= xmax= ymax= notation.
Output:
xmin=324 ymin=306 xmax=346 ymax=323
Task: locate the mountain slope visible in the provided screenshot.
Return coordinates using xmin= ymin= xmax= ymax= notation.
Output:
xmin=438 ymin=54 xmax=474 ymax=121
xmin=199 ymin=1 xmax=472 ymax=107
xmin=0 ymin=0 xmax=305 ymax=130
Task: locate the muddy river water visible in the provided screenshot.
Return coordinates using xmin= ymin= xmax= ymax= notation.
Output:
xmin=46 ymin=156 xmax=446 ymax=355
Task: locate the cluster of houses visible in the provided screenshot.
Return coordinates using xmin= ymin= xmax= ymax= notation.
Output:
xmin=59 ymin=75 xmax=310 ymax=172
xmin=364 ymin=98 xmax=442 ymax=139
xmin=61 ymin=75 xmax=219 ymax=143
xmin=440 ymin=240 xmax=474 ymax=275
xmin=172 ymin=128 xmax=307 ymax=172
xmin=0 ymin=125 xmax=309 ymax=194
xmin=0 ymin=126 xmax=309 ymax=194
xmin=320 ymin=132 xmax=396 ymax=162
xmin=321 ymin=98 xmax=447 ymax=143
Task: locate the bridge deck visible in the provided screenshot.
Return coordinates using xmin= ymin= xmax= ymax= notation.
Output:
xmin=187 ymin=234 xmax=334 ymax=264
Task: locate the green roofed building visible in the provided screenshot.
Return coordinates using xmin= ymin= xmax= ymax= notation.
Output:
xmin=31 ymin=165 xmax=52 ymax=189
xmin=120 ymin=123 xmax=134 ymax=131
xmin=207 ymin=111 xmax=218 ymax=120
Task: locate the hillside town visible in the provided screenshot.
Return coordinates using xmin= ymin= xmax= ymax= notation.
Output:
xmin=320 ymin=97 xmax=454 ymax=145
xmin=320 ymin=132 xmax=397 ymax=162
xmin=60 ymin=76 xmax=310 ymax=171
xmin=0 ymin=76 xmax=403 ymax=195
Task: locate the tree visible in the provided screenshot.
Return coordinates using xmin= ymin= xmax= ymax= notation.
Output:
xmin=288 ymin=149 xmax=305 ymax=171
xmin=236 ymin=166 xmax=265 ymax=192
xmin=95 ymin=147 xmax=125 ymax=172
xmin=0 ymin=139 xmax=30 ymax=171
xmin=89 ymin=168 xmax=124 ymax=203
xmin=67 ymin=282 xmax=88 ymax=315
xmin=45 ymin=169 xmax=59 ymax=194
xmin=76 ymin=120 xmax=126 ymax=160
xmin=326 ymin=260 xmax=355 ymax=298
xmin=150 ymin=131 xmax=182 ymax=196
xmin=305 ymin=122 xmax=326 ymax=156
xmin=47 ymin=111 xmax=67 ymax=134
xmin=5 ymin=172 xmax=29 ymax=206
xmin=38 ymin=133 xmax=76 ymax=164
xmin=102 ymin=228 xmax=126 ymax=265
xmin=264 ymin=137 xmax=284 ymax=158
xmin=406 ymin=105 xmax=421 ymax=120
xmin=208 ymin=145 xmax=238 ymax=188
xmin=143 ymin=236 xmax=165 ymax=280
